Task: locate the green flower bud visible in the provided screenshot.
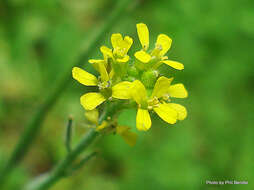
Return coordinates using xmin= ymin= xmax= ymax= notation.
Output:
xmin=127 ymin=66 xmax=139 ymax=78
xmin=146 ymin=88 xmax=153 ymax=98
xmin=122 ymin=76 xmax=136 ymax=82
xmin=141 ymin=70 xmax=159 ymax=88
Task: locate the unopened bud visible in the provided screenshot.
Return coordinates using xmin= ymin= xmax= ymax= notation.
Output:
xmin=127 ymin=66 xmax=139 ymax=78
xmin=141 ymin=70 xmax=159 ymax=88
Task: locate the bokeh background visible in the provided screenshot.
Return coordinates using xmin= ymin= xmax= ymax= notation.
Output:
xmin=1 ymin=0 xmax=254 ymax=189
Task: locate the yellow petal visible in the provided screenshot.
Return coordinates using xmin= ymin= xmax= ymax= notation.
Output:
xmin=162 ymin=60 xmax=184 ymax=70
xmin=88 ymin=59 xmax=105 ymax=72
xmin=96 ymin=121 xmax=109 ymax=131
xmin=168 ymin=103 xmax=187 ymax=120
xmin=111 ymin=34 xmax=132 ymax=57
xmin=153 ymin=103 xmax=177 ymax=124
xmin=156 ymin=34 xmax=172 ymax=56
xmin=88 ymin=59 xmax=104 ymax=64
xmin=134 ymin=50 xmax=151 ymax=63
xmin=98 ymin=62 xmax=109 ymax=82
xmin=162 ymin=56 xmax=168 ymax=60
xmin=131 ymin=80 xmax=147 ymax=105
xmin=111 ymin=33 xmax=123 ymax=50
xmin=152 ymin=76 xmax=173 ymax=98
xmin=120 ymin=131 xmax=137 ymax=146
xmin=136 ymin=108 xmax=151 ymax=131
xmin=168 ymin=83 xmax=188 ymax=98
xmin=72 ymin=67 xmax=98 ymax=86
xmin=100 ymin=45 xmax=113 ymax=58
xmin=123 ymin=36 xmax=133 ymax=53
xmin=136 ymin=23 xmax=149 ymax=50
xmin=116 ymin=125 xmax=130 ymax=134
xmin=84 ymin=109 xmax=99 ymax=125
xmin=116 ymin=126 xmax=137 ymax=146
xmin=80 ymin=93 xmax=106 ymax=110
xmin=116 ymin=55 xmax=129 ymax=63
xmin=112 ymin=81 xmax=132 ymax=99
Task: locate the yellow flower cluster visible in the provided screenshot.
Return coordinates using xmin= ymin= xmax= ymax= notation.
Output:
xmin=72 ymin=23 xmax=188 ymax=145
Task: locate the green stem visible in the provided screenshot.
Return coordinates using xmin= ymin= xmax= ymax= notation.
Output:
xmin=24 ymin=105 xmax=113 ymax=190
xmin=24 ymin=129 xmax=99 ymax=190
xmin=65 ymin=117 xmax=73 ymax=153
xmin=0 ymin=0 xmax=132 ymax=186
xmin=70 ymin=151 xmax=97 ymax=173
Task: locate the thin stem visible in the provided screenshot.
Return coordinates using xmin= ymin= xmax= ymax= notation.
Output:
xmin=24 ymin=129 xmax=99 ymax=190
xmin=65 ymin=117 xmax=73 ymax=153
xmin=0 ymin=0 xmax=132 ymax=186
xmin=70 ymin=151 xmax=97 ymax=173
xmin=24 ymin=105 xmax=112 ymax=190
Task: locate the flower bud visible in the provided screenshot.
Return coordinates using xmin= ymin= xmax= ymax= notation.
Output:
xmin=141 ymin=70 xmax=159 ymax=88
xmin=127 ymin=66 xmax=139 ymax=78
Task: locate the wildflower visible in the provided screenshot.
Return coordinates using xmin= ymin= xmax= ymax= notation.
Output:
xmin=89 ymin=33 xmax=133 ymax=79
xmin=131 ymin=76 xmax=187 ymax=131
xmin=110 ymin=33 xmax=133 ymax=62
xmin=72 ymin=63 xmax=132 ymax=110
xmin=135 ymin=23 xmax=184 ymax=70
xmin=89 ymin=33 xmax=133 ymax=64
xmin=85 ymin=109 xmax=137 ymax=146
xmin=72 ymin=23 xmax=188 ymax=135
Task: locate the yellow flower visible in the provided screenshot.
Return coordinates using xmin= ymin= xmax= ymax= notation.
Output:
xmin=85 ymin=109 xmax=137 ymax=146
xmin=111 ymin=33 xmax=133 ymax=61
xmin=99 ymin=33 xmax=133 ymax=63
xmin=72 ymin=64 xmax=132 ymax=110
xmin=88 ymin=33 xmax=132 ymax=78
xmin=135 ymin=23 xmax=184 ymax=70
xmin=89 ymin=33 xmax=133 ymax=78
xmin=130 ymin=77 xmax=188 ymax=131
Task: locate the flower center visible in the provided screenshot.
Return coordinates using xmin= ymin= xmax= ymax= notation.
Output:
xmin=113 ymin=47 xmax=126 ymax=58
xmin=148 ymin=97 xmax=160 ymax=110
xmin=98 ymin=80 xmax=111 ymax=89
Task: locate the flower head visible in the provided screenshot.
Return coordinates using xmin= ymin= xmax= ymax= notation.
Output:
xmin=72 ymin=23 xmax=188 ymax=139
xmin=130 ymin=77 xmax=188 ymax=131
xmin=72 ymin=64 xmax=131 ymax=110
xmin=88 ymin=33 xmax=133 ymax=79
xmin=111 ymin=33 xmax=133 ymax=60
xmin=135 ymin=23 xmax=184 ymax=70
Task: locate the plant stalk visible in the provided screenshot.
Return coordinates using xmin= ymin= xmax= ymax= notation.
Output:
xmin=24 ymin=103 xmax=115 ymax=190
xmin=24 ymin=129 xmax=98 ymax=190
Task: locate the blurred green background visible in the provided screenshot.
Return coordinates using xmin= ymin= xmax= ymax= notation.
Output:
xmin=1 ymin=0 xmax=254 ymax=189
